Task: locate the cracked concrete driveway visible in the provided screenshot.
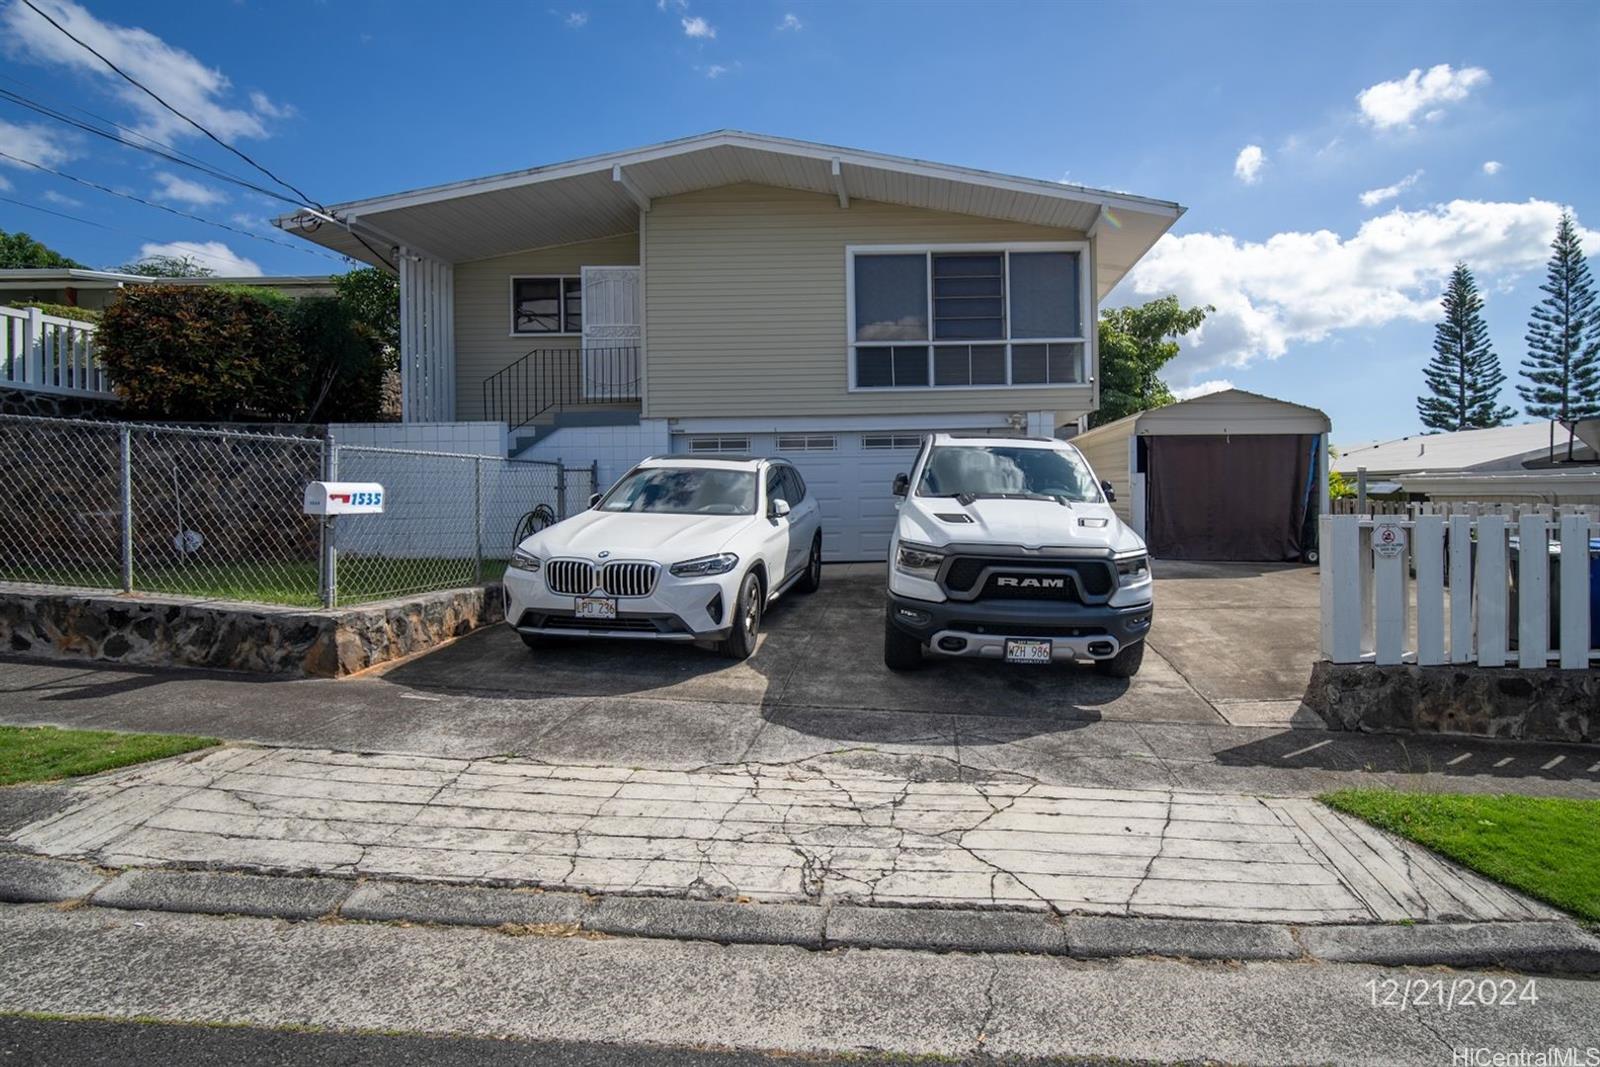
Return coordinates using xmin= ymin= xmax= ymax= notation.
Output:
xmin=380 ymin=562 xmax=1320 ymax=729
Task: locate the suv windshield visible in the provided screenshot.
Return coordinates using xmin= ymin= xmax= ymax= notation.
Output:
xmin=916 ymin=445 xmax=1102 ymax=504
xmin=599 ymin=467 xmax=757 ymax=515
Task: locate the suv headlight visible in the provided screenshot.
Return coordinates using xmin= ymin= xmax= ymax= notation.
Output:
xmin=1115 ymin=553 xmax=1150 ymax=580
xmin=894 ymin=541 xmax=944 ymax=580
xmin=670 ymin=552 xmax=739 ymax=577
xmin=508 ymin=546 xmax=542 ymax=574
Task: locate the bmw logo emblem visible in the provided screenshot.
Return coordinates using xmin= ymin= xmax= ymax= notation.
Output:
xmin=597 ymin=550 xmax=611 ymax=559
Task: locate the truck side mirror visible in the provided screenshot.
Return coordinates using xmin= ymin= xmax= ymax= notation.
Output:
xmin=892 ymin=473 xmax=910 ymax=497
xmin=1101 ymin=480 xmax=1116 ymax=503
xmin=588 ymin=492 xmax=602 ymax=508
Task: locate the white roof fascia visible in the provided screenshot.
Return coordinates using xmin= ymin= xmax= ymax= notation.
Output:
xmin=283 ymin=130 xmax=1183 ymax=225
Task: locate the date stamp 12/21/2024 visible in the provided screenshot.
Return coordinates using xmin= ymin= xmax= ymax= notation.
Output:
xmin=1366 ymin=977 xmax=1540 ymax=1011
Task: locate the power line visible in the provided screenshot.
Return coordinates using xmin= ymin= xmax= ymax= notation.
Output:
xmin=11 ymin=1 xmax=398 ymax=272
xmin=0 ymin=192 xmax=121 ymax=231
xmin=0 ymin=84 xmax=306 ymax=208
xmin=17 ymin=0 xmax=324 ymax=211
xmin=0 ymin=151 xmax=351 ymax=262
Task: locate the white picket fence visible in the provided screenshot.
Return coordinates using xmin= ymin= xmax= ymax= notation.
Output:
xmin=1319 ymin=513 xmax=1598 ymax=670
xmin=1 ymin=304 xmax=112 ymax=397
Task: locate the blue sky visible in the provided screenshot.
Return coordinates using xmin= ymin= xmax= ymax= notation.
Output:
xmin=1 ymin=0 xmax=1595 ymax=444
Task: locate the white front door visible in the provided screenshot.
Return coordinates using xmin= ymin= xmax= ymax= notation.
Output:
xmin=580 ymin=266 xmax=641 ymax=401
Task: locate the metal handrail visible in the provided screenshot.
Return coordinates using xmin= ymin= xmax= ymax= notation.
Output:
xmin=481 ymin=345 xmax=640 ymax=431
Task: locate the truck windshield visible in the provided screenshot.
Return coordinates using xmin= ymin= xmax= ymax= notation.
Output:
xmin=599 ymin=467 xmax=757 ymax=515
xmin=916 ymin=445 xmax=1102 ymax=504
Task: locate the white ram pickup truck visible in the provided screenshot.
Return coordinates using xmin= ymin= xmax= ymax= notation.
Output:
xmin=883 ymin=433 xmax=1153 ymax=676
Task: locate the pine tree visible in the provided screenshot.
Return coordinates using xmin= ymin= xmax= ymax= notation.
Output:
xmin=1518 ymin=210 xmax=1600 ymax=459
xmin=1416 ymin=262 xmax=1515 ymax=432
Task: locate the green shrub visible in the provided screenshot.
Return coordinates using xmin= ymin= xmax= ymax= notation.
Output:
xmin=98 ymin=283 xmax=388 ymax=423
xmin=15 ymin=302 xmax=102 ymax=324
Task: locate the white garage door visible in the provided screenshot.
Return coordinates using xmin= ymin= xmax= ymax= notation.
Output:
xmin=675 ymin=430 xmax=991 ymax=562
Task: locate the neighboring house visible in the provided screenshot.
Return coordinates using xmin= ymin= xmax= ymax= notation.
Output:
xmin=276 ymin=130 xmax=1184 ymax=560
xmin=1335 ymin=421 xmax=1597 ymax=482
xmin=1334 ymin=420 xmax=1599 ymax=507
xmin=0 ymin=269 xmax=336 ymax=311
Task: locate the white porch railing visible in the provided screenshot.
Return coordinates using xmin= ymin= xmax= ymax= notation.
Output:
xmin=1319 ymin=511 xmax=1598 ymax=670
xmin=1 ymin=304 xmax=113 ymax=398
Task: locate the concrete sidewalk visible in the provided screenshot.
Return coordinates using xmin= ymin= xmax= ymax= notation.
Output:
xmin=3 ymin=904 xmax=1596 ymax=1066
xmin=9 ymin=746 xmax=1557 ymax=924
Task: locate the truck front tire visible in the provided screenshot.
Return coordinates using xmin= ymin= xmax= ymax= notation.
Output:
xmin=1095 ymin=639 xmax=1144 ymax=678
xmin=883 ymin=612 xmax=924 ymax=671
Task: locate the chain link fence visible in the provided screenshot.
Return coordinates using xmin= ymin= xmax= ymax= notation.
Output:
xmin=0 ymin=413 xmax=594 ymax=608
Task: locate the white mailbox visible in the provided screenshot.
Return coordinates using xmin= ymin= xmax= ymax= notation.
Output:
xmin=303 ymin=481 xmax=385 ymax=516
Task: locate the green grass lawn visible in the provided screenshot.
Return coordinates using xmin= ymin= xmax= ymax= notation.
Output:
xmin=2 ymin=558 xmax=507 ymax=608
xmin=0 ymin=725 xmax=219 ymax=787
xmin=1322 ymin=789 xmax=1600 ymax=922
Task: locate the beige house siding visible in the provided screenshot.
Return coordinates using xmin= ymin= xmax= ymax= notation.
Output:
xmin=1071 ymin=417 xmax=1134 ymax=524
xmin=643 ymin=183 xmax=1093 ymax=421
xmin=453 ymin=233 xmax=639 ymax=421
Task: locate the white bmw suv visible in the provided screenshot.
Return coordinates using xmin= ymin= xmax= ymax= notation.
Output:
xmin=503 ymin=455 xmax=823 ymax=660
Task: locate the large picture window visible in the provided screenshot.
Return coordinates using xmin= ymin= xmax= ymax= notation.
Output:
xmin=512 ymin=276 xmax=582 ymax=335
xmin=848 ymin=244 xmax=1087 ymax=390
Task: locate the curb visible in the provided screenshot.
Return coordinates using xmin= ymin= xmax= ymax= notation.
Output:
xmin=4 ymin=856 xmax=1597 ymax=975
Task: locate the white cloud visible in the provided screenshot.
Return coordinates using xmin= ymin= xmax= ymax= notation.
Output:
xmin=42 ymin=189 xmax=81 ymax=207
xmin=1233 ymin=144 xmax=1265 ymax=184
xmin=0 ymin=118 xmax=72 ymax=168
xmin=702 ymin=63 xmax=728 ymax=78
xmin=135 ymin=240 xmax=261 ymax=277
xmin=2 ymin=0 xmax=289 ymax=143
xmin=1482 ymin=160 xmax=1502 ymax=176
xmin=1358 ymin=170 xmax=1423 ymax=207
xmin=564 ymin=11 xmax=587 ymax=28
xmin=1119 ymin=199 xmax=1597 ymax=386
xmin=152 ymin=171 xmax=225 ymax=206
xmin=681 ymin=15 xmax=715 ymax=38
xmin=0 ymin=174 xmax=11 ymax=192
xmin=778 ymin=12 xmax=802 ymax=31
xmin=1174 ymin=379 xmax=1234 ymax=401
xmin=1356 ymin=64 xmax=1489 ymax=129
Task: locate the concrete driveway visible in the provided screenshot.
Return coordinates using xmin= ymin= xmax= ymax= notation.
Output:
xmin=382 ymin=562 xmax=1321 ymax=729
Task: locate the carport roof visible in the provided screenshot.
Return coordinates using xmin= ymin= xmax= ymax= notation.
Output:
xmin=273 ymin=130 xmax=1184 ymax=300
xmin=1073 ymin=389 xmax=1331 ymax=444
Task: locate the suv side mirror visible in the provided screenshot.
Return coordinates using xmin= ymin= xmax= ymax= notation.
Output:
xmin=892 ymin=473 xmax=910 ymax=497
xmin=588 ymin=492 xmax=602 ymax=508
xmin=770 ymin=498 xmax=792 ymax=519
xmin=1100 ymin=480 xmax=1116 ymax=503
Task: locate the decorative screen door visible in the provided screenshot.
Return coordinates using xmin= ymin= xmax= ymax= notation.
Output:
xmin=580 ymin=266 xmax=641 ymax=400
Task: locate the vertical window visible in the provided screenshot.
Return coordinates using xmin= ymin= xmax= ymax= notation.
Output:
xmin=932 ymin=253 xmax=1005 ymax=340
xmin=512 ymin=277 xmax=581 ymax=334
xmin=1009 ymin=252 xmax=1079 ymax=339
xmin=854 ymin=255 xmax=927 ymax=341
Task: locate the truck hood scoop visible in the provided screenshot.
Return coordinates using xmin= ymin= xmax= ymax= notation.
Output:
xmin=934 ymin=513 xmax=975 ymax=523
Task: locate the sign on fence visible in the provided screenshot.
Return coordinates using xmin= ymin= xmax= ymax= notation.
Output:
xmin=1320 ymin=513 xmax=1597 ymax=671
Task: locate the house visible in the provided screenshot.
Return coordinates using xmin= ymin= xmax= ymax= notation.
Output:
xmin=1070 ymin=389 xmax=1330 ymax=562
xmin=0 ymin=269 xmax=336 ymax=311
xmin=275 ymin=131 xmax=1184 ymax=560
xmin=1334 ymin=421 xmax=1597 ymax=482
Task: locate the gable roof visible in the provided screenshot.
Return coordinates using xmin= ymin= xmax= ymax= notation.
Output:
xmin=274 ymin=130 xmax=1183 ymax=298
xmin=1332 ymin=421 xmax=1594 ymax=475
xmin=1072 ymin=388 xmax=1331 ymax=444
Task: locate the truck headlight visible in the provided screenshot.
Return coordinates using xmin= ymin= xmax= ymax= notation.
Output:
xmin=509 ymin=546 xmax=542 ymax=574
xmin=1115 ymin=553 xmax=1149 ymax=580
xmin=670 ymin=552 xmax=739 ymax=577
xmin=894 ymin=542 xmax=944 ymax=580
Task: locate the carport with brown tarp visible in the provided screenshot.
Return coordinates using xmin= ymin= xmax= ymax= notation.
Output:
xmin=1144 ymin=433 xmax=1316 ymax=561
xmin=1069 ymin=388 xmax=1332 ymax=563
